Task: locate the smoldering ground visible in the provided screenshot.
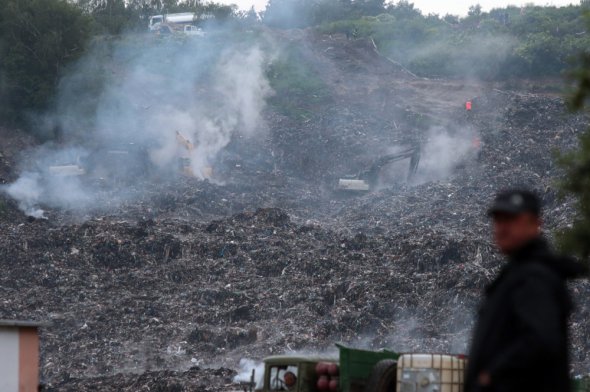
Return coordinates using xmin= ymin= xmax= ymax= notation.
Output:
xmin=2 ymin=4 xmax=590 ymax=391
xmin=369 ymin=125 xmax=480 ymax=190
xmin=1 ymin=29 xmax=483 ymax=219
xmin=233 ymin=358 xmax=265 ymax=387
xmin=2 ymin=31 xmax=273 ymax=217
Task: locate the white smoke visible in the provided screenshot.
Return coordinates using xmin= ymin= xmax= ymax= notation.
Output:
xmin=374 ymin=126 xmax=479 ymax=189
xmin=3 ymin=173 xmax=46 ymax=218
xmin=3 ymin=32 xmax=273 ymax=216
xmin=415 ymin=126 xmax=479 ymax=183
xmin=1 ymin=146 xmax=95 ymax=217
xmin=233 ymin=358 xmax=264 ymax=388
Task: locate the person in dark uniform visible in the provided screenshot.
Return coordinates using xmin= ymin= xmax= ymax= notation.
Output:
xmin=465 ymin=189 xmax=587 ymax=392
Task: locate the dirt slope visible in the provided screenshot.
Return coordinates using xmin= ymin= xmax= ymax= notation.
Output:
xmin=0 ymin=30 xmax=589 ymax=390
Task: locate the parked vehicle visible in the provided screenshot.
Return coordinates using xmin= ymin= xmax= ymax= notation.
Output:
xmin=248 ymin=344 xmax=590 ymax=392
xmin=148 ymin=13 xmax=196 ymax=32
xmin=183 ymin=25 xmax=205 ymax=37
xmin=249 ymin=345 xmax=464 ymax=392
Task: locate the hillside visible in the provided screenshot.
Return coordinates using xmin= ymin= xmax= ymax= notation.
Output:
xmin=1 ymin=30 xmax=589 ymax=390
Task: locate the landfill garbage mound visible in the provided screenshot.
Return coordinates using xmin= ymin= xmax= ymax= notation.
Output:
xmin=44 ymin=367 xmax=236 ymax=391
xmin=1 ymin=31 xmax=590 ymax=390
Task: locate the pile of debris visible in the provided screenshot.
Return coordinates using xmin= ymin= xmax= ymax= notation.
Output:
xmin=0 ymin=208 xmax=485 ymax=387
xmin=46 ymin=367 xmax=236 ymax=391
xmin=1 ymin=31 xmax=590 ymax=391
xmin=1 ymin=201 xmax=588 ymax=390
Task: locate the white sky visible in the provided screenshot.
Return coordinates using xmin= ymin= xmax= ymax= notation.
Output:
xmin=219 ymin=0 xmax=578 ymax=15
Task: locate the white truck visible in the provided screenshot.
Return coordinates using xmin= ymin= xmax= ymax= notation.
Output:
xmin=148 ymin=12 xmax=212 ymax=34
xmin=183 ymin=25 xmax=205 ymax=37
xmin=149 ymin=12 xmax=195 ymax=32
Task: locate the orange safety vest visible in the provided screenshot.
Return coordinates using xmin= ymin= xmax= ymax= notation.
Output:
xmin=466 ymin=101 xmax=472 ymax=111
xmin=472 ymin=137 xmax=481 ymax=149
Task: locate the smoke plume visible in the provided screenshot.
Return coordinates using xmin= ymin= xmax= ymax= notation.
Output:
xmin=416 ymin=126 xmax=480 ymax=184
xmin=233 ymin=358 xmax=264 ymax=388
xmin=2 ymin=32 xmax=272 ymax=217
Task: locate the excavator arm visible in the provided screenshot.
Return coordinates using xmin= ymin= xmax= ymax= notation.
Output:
xmin=359 ymin=147 xmax=421 ymax=188
xmin=176 ymin=130 xmax=194 ymax=152
xmin=175 ymin=131 xmax=214 ymax=179
xmin=337 ymin=146 xmax=420 ymax=192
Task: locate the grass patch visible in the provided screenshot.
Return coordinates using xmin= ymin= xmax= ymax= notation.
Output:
xmin=266 ymin=44 xmax=331 ymax=120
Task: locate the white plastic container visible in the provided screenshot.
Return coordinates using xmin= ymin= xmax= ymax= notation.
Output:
xmin=397 ymin=354 xmax=466 ymax=392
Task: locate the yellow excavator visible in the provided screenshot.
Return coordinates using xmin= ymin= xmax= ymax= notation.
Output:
xmin=175 ymin=130 xmax=213 ymax=179
xmin=47 ymin=131 xmax=212 ymax=180
xmin=175 ymin=130 xmax=195 ymax=177
xmin=338 ymin=146 xmax=420 ymax=192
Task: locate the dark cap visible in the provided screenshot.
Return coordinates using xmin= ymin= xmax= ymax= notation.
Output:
xmin=488 ymin=189 xmax=541 ymax=217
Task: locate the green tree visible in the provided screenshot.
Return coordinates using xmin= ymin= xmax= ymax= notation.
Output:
xmin=263 ymin=0 xmax=315 ymax=28
xmin=386 ymin=1 xmax=421 ymax=19
xmin=0 ymin=0 xmax=92 ymax=123
xmin=263 ymin=0 xmax=386 ymax=28
xmin=468 ymin=4 xmax=482 ymax=17
xmin=351 ymin=0 xmax=385 ymax=17
xmin=89 ymin=0 xmax=137 ymax=34
xmin=515 ymin=32 xmax=564 ymax=75
xmin=558 ymin=14 xmax=590 ymax=259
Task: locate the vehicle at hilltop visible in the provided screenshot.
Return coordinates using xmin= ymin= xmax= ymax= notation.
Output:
xmin=149 ymin=12 xmax=195 ymax=31
xmin=184 ymin=25 xmax=205 ymax=37
xmin=148 ymin=12 xmax=213 ymax=34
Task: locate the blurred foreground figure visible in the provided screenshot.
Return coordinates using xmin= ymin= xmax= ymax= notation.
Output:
xmin=465 ymin=189 xmax=586 ymax=392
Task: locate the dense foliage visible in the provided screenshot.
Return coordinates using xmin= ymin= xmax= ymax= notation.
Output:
xmin=0 ymin=0 xmax=91 ymax=122
xmin=266 ymin=43 xmax=331 ymax=119
xmin=263 ymin=0 xmax=387 ymax=28
xmin=313 ymin=1 xmax=590 ymax=79
xmin=1 ymin=0 xmax=589 ymax=125
xmin=78 ymin=0 xmax=237 ymax=34
xmin=558 ymin=10 xmax=590 ymax=260
xmin=0 ymin=0 xmax=236 ymax=124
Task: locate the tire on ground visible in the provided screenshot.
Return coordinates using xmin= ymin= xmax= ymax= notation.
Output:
xmin=364 ymin=359 xmax=397 ymax=392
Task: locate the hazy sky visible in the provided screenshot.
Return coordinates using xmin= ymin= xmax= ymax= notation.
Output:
xmin=219 ymin=0 xmax=577 ymax=15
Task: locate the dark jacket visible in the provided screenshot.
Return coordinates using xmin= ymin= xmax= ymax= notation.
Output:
xmin=465 ymin=237 xmax=586 ymax=392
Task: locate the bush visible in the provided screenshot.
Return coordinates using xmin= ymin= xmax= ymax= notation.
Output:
xmin=0 ymin=0 xmax=91 ymax=124
xmin=318 ymin=3 xmax=589 ymax=80
xmin=557 ymin=14 xmax=590 ymax=260
xmin=266 ymin=44 xmax=330 ymax=119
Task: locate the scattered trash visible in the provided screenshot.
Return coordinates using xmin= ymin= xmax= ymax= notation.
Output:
xmin=0 ymin=37 xmax=589 ymax=391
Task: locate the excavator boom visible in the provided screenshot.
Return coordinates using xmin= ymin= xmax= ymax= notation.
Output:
xmin=337 ymin=146 xmax=420 ymax=192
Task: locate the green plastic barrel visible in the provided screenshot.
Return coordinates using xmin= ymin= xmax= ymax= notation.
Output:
xmin=337 ymin=344 xmax=400 ymax=392
xmin=573 ymin=377 xmax=590 ymax=392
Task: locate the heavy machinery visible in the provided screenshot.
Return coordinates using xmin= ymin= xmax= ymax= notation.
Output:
xmin=175 ymin=130 xmax=213 ymax=178
xmin=47 ymin=143 xmax=151 ymax=182
xmin=176 ymin=130 xmax=195 ymax=177
xmin=245 ymin=344 xmax=590 ymax=392
xmin=148 ymin=12 xmax=213 ymax=33
xmin=338 ymin=147 xmax=420 ymax=192
xmin=183 ymin=25 xmax=205 ymax=37
xmin=245 ymin=344 xmax=466 ymax=392
xmin=149 ymin=13 xmax=196 ymax=32
xmin=46 ymin=131 xmax=211 ymax=180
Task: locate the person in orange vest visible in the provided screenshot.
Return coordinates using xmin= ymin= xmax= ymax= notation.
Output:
xmin=466 ymin=100 xmax=473 ymax=111
xmin=472 ymin=136 xmax=481 ymax=150
xmin=472 ymin=136 xmax=482 ymax=160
